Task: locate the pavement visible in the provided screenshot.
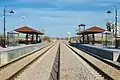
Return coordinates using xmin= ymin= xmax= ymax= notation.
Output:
xmin=0 ymin=43 xmax=46 ymax=52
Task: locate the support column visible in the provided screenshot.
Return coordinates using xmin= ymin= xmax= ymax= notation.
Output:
xmin=87 ymin=34 xmax=89 ymax=44
xmin=82 ymin=34 xmax=85 ymax=44
xmin=39 ymin=36 xmax=41 ymax=43
xmin=18 ymin=32 xmax=20 ymax=41
xmin=26 ymin=33 xmax=28 ymax=45
xmin=101 ymin=33 xmax=103 ymax=45
xmin=36 ymin=34 xmax=38 ymax=43
xmin=31 ymin=34 xmax=34 ymax=44
xmin=105 ymin=33 xmax=107 ymax=47
xmin=79 ymin=35 xmax=81 ymax=43
xmin=92 ymin=33 xmax=95 ymax=45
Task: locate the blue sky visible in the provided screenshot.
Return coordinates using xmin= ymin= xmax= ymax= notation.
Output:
xmin=0 ymin=0 xmax=120 ymax=37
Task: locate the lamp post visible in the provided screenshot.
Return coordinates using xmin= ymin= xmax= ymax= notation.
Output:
xmin=3 ymin=7 xmax=14 ymax=48
xmin=107 ymin=7 xmax=118 ymax=48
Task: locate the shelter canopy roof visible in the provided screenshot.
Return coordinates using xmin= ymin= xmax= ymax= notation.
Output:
xmin=14 ymin=26 xmax=44 ymax=35
xmin=77 ymin=26 xmax=106 ymax=35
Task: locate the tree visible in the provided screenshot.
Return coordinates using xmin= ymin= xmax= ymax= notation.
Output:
xmin=106 ymin=21 xmax=112 ymax=32
xmin=43 ymin=36 xmax=51 ymax=42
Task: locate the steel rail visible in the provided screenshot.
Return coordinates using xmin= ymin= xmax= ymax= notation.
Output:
xmin=0 ymin=43 xmax=52 ymax=70
xmin=0 ymin=43 xmax=56 ymax=80
xmin=64 ymin=42 xmax=120 ymax=80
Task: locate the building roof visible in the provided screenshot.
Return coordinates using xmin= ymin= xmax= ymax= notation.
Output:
xmin=14 ymin=26 xmax=44 ymax=35
xmin=78 ymin=24 xmax=86 ymax=26
xmin=85 ymin=26 xmax=106 ymax=32
xmin=77 ymin=26 xmax=106 ymax=35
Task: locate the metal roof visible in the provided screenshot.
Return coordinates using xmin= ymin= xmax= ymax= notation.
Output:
xmin=76 ymin=26 xmax=106 ymax=35
xmin=14 ymin=26 xmax=44 ymax=35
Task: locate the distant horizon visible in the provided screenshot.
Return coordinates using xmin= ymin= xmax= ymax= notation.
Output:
xmin=0 ymin=0 xmax=120 ymax=37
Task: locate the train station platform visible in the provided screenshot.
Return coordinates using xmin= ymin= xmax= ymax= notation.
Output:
xmin=70 ymin=43 xmax=120 ymax=62
xmin=0 ymin=43 xmax=49 ymax=65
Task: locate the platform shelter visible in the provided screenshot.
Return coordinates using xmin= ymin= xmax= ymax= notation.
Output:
xmin=76 ymin=26 xmax=106 ymax=45
xmin=14 ymin=26 xmax=44 ymax=44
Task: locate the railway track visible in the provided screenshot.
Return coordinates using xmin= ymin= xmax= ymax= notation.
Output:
xmin=14 ymin=42 xmax=60 ymax=80
xmin=65 ymin=42 xmax=120 ymax=80
xmin=1 ymin=41 xmax=120 ymax=80
xmin=60 ymin=42 xmax=105 ymax=80
xmin=0 ymin=43 xmax=56 ymax=80
xmin=0 ymin=43 xmax=52 ymax=70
